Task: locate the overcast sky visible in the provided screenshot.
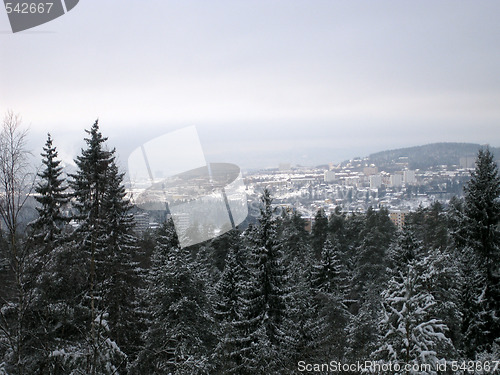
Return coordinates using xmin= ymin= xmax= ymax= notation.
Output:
xmin=1 ymin=1 xmax=500 ymax=169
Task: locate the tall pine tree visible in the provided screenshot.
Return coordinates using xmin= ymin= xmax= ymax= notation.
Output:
xmin=56 ymin=120 xmax=140 ymax=373
xmin=32 ymin=133 xmax=69 ymax=246
xmin=374 ymin=260 xmax=453 ymax=372
xmin=310 ymin=239 xmax=350 ymax=361
xmin=99 ymin=161 xmax=143 ymax=369
xmin=347 ymin=207 xmax=395 ymax=361
xmin=311 ymin=208 xmax=328 ymax=259
xmin=241 ymin=190 xmax=294 ymax=373
xmin=212 ymin=247 xmax=249 ymax=375
xmin=137 ymin=220 xmax=213 ymax=374
xmin=460 ymin=148 xmax=500 ymax=357
xmin=23 ymin=134 xmax=71 ymax=373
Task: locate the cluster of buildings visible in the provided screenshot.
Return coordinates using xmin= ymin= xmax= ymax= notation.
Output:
xmin=242 ymin=156 xmax=477 ymax=230
xmin=324 ymin=167 xmax=416 ymax=189
xmin=130 ymin=155 xmax=480 ymax=233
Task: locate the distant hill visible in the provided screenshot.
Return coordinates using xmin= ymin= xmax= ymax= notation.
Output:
xmin=368 ymin=142 xmax=500 ymax=170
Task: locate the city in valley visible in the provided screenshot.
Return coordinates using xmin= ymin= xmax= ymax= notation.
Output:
xmin=243 ymin=153 xmax=472 ymax=230
xmin=132 ymin=142 xmax=497 ymax=233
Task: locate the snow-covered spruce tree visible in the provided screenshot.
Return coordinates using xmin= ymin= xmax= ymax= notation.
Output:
xmin=351 ymin=206 xmax=395 ymax=307
xmin=446 ymin=194 xmax=482 ymax=358
xmin=460 ymin=147 xmax=500 ymax=357
xmin=447 ymin=196 xmax=467 ymax=250
xmin=347 ymin=207 xmax=395 ymax=361
xmin=342 ymin=212 xmax=365 ymax=272
xmin=287 ymin=258 xmax=320 ymax=367
xmin=241 ymin=189 xmax=295 ymax=374
xmin=310 ymin=238 xmax=350 ymax=361
xmin=31 ymin=133 xmax=69 ymax=246
xmin=275 ymin=210 xmax=321 ymax=366
xmin=54 ymin=120 xmax=137 ymax=374
xmin=136 ymin=219 xmax=213 ymax=375
xmin=328 ymin=206 xmax=345 ymax=239
xmin=326 ymin=207 xmax=352 ymax=271
xmin=464 ymin=148 xmax=500 ymax=275
xmin=276 ymin=209 xmax=319 ymax=365
xmin=207 ymin=226 xmax=243 ymax=273
xmin=418 ymin=249 xmax=463 ymax=358
xmin=211 ymin=247 xmax=250 ymax=375
xmin=388 ymin=222 xmax=461 ymax=360
xmin=191 ymin=228 xmax=242 ymax=297
xmin=20 ymin=134 xmax=72 ymax=373
xmin=422 ymin=202 xmax=449 ymax=252
xmin=277 ymin=210 xmax=311 ymax=265
xmin=99 ymin=161 xmax=143 ymax=368
xmin=346 ymin=284 xmax=382 ymax=362
xmin=374 ymin=260 xmax=453 ymax=373
xmin=312 ymin=237 xmax=348 ymax=296
xmin=386 ymin=222 xmax=420 ymax=271
xmin=311 ymin=208 xmax=328 ymax=259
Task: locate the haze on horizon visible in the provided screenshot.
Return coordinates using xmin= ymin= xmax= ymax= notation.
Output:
xmin=1 ymin=1 xmax=500 ymax=170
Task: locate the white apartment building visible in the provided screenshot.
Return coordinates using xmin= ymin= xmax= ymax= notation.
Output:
xmin=404 ymin=170 xmax=416 ymax=184
xmin=370 ymin=174 xmax=382 ymax=189
xmin=390 ymin=173 xmax=403 ymax=187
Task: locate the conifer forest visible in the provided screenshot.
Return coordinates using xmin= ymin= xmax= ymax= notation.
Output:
xmin=1 ymin=114 xmax=500 ymax=374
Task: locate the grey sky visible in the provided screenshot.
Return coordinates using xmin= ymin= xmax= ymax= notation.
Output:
xmin=1 ymin=1 xmax=500 ymax=169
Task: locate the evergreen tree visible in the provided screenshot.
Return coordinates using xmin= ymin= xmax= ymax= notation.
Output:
xmin=346 ymin=285 xmax=382 ymax=362
xmin=341 ymin=212 xmax=365 ymax=284
xmin=311 ymin=208 xmax=328 ymax=259
xmin=389 ymin=222 xmax=462 ymax=358
xmin=422 ymin=202 xmax=448 ymax=251
xmin=328 ymin=206 xmax=345 ymax=239
xmin=343 ymin=212 xmax=365 ymax=258
xmin=374 ymin=261 xmax=453 ymax=372
xmin=276 ymin=211 xmax=322 ymax=367
xmin=212 ymin=248 xmax=249 ymax=375
xmin=241 ymin=190 xmax=294 ymax=373
xmin=54 ymin=120 xmax=139 ymax=374
xmin=249 ymin=190 xmax=290 ymax=346
xmin=351 ymin=207 xmax=395 ymax=307
xmin=287 ymin=258 xmax=320 ymax=367
xmin=419 ymin=249 xmax=463 ymax=355
xmin=207 ymin=227 xmax=242 ymax=273
xmin=137 ymin=220 xmax=213 ymax=374
xmin=99 ymin=161 xmax=143 ymax=369
xmin=347 ymin=207 xmax=395 ymax=361
xmin=311 ymin=239 xmax=349 ymax=299
xmin=387 ymin=223 xmax=421 ymax=274
xmin=277 ymin=210 xmax=310 ymax=264
xmin=460 ymin=148 xmax=500 ymax=356
xmin=66 ymin=120 xmax=121 ymax=373
xmin=464 ymin=148 xmax=500 ymax=272
xmin=403 ymin=203 xmax=449 ymax=253
xmin=310 ymin=239 xmax=350 ymax=360
xmin=31 ymin=133 xmax=69 ymax=246
xmin=327 ymin=207 xmax=348 ymax=265
xmin=21 ymin=134 xmax=71 ymax=374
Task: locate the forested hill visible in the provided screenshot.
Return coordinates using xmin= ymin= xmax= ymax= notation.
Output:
xmin=368 ymin=142 xmax=500 ymax=170
xmin=2 ymin=116 xmax=500 ymax=373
